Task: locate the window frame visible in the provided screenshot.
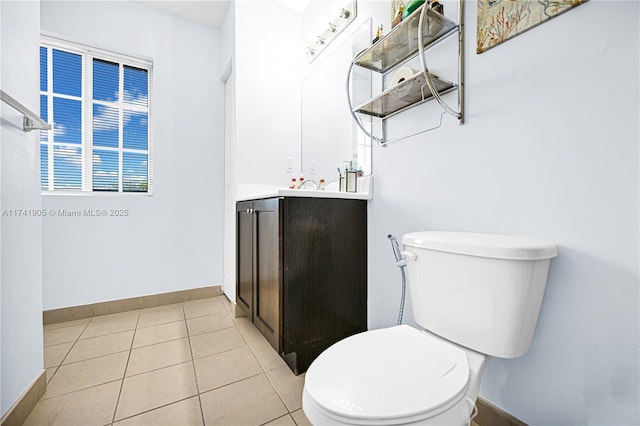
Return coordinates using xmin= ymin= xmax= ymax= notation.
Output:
xmin=40 ymin=35 xmax=154 ymax=195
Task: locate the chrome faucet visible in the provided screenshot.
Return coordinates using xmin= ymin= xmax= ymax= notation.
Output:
xmin=297 ymin=180 xmax=318 ymax=190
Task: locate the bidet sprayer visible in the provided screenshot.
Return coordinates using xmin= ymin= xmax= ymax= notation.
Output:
xmin=388 ymin=234 xmax=407 ymax=267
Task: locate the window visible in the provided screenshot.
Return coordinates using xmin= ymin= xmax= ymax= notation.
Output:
xmin=40 ymin=37 xmax=153 ymax=193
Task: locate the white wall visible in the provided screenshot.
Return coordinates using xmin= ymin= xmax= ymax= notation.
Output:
xmin=234 ymin=1 xmax=302 ymax=186
xmin=224 ymin=1 xmax=302 ymax=303
xmin=40 ymin=1 xmax=225 ymax=309
xmin=221 ymin=1 xmax=236 ymax=302
xmin=0 ymin=0 xmax=44 ymax=417
xmin=365 ymin=1 xmax=639 ymax=424
xmin=221 ymin=1 xmax=235 ymax=75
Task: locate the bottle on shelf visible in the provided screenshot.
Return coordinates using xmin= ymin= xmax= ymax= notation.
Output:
xmin=430 ymin=0 xmax=444 ymax=15
xmin=372 ymin=24 xmax=383 ymax=44
xmin=392 ymin=4 xmax=405 ymax=28
xmin=289 ymin=178 xmax=297 ymax=189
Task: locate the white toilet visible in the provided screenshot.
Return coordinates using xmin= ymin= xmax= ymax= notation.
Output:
xmin=302 ymin=231 xmax=558 ymax=425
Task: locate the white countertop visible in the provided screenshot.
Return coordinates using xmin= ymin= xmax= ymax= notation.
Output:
xmin=236 ymin=176 xmax=373 ymax=202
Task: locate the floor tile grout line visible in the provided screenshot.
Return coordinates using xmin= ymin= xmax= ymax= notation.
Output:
xmin=43 ymin=346 xmax=70 ymax=381
xmin=44 ymin=319 xmax=92 ymax=387
xmin=197 ymin=371 xmax=264 ymax=398
xmin=186 ymin=303 xmax=234 ymax=320
xmin=188 ymin=324 xmax=237 ymax=340
xmin=259 ymin=413 xmax=295 ymax=426
xmin=77 ymin=310 xmax=141 ymax=341
xmin=54 ymin=327 xmax=136 ymax=368
xmin=235 ymin=325 xmax=289 ymax=373
xmin=39 ymin=378 xmax=124 ymax=402
xmin=263 ymin=368 xmax=296 ymax=415
xmin=58 ymin=348 xmax=132 ymax=369
xmin=190 ymin=341 xmax=254 ymax=362
xmin=236 ymin=323 xmax=270 ymax=375
xmin=110 ymin=309 xmax=141 ymax=425
xmin=185 ymin=310 xmax=231 ymax=322
xmin=43 ymin=317 xmax=92 ymax=332
xmin=138 ymin=317 xmax=188 ymax=330
xmin=122 ymin=357 xmax=194 ymax=380
xmin=108 ymin=395 xmax=199 ymax=425
xmin=77 ymin=328 xmax=137 ymax=342
xmin=182 ymin=302 xmax=207 ymax=426
xmin=289 ymin=410 xmax=303 ymax=426
xmin=131 ymin=333 xmax=189 ymax=351
xmin=135 ymin=317 xmax=187 ymax=332
xmin=233 ymin=319 xmax=296 ymax=418
xmin=44 ymin=321 xmax=89 ymax=348
xmin=85 ymin=310 xmax=142 ymax=325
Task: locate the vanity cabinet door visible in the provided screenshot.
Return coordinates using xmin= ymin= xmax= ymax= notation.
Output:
xmin=253 ymin=198 xmax=283 ymax=351
xmin=236 ymin=201 xmax=254 ymax=319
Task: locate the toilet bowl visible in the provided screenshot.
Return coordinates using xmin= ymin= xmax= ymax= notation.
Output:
xmin=303 ymin=231 xmax=557 ymax=425
xmin=303 ymin=325 xmax=488 ymax=425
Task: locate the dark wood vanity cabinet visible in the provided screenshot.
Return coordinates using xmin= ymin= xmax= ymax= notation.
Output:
xmin=236 ymin=196 xmax=367 ymax=374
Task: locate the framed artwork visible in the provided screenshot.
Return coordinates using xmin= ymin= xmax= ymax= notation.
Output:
xmin=477 ymin=0 xmax=588 ymax=54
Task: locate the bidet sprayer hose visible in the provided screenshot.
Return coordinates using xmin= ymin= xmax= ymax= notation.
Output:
xmin=388 ymin=234 xmax=407 ymax=325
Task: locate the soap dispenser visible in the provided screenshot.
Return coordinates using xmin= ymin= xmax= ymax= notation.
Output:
xmin=345 ymin=171 xmax=357 ymax=192
xmin=344 ymin=161 xmax=357 ymax=193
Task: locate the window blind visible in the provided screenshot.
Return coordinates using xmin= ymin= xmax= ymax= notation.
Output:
xmin=40 ymin=38 xmax=152 ymax=194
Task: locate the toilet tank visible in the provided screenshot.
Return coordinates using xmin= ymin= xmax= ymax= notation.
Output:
xmin=402 ymin=231 xmax=557 ymax=358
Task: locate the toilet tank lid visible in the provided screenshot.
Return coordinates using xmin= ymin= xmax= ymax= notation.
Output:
xmin=402 ymin=231 xmax=558 ymax=260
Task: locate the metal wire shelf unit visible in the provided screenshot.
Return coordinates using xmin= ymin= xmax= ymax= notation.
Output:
xmin=347 ymin=0 xmax=464 ymax=145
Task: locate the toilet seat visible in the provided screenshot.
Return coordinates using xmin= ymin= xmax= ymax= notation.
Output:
xmin=304 ymin=325 xmax=470 ymax=425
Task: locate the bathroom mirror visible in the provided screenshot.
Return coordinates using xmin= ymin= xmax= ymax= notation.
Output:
xmin=301 ymin=19 xmax=372 ymax=182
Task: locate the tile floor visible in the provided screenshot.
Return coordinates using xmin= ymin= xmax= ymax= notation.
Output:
xmin=28 ymin=296 xmax=312 ymax=426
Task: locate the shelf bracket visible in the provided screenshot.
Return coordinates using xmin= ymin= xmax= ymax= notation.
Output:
xmin=417 ymin=1 xmax=463 ymax=122
xmin=346 ymin=56 xmax=384 ymax=145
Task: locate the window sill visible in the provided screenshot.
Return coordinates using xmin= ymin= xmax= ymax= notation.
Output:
xmin=41 ymin=191 xmax=153 ymax=197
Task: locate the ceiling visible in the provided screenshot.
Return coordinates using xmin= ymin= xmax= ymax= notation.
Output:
xmin=139 ymin=1 xmax=231 ymax=28
xmin=138 ymin=0 xmax=309 ymax=28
